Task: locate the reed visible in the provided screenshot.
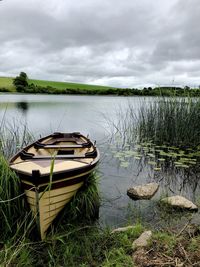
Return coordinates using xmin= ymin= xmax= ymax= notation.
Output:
xmin=0 ymin=119 xmax=33 ymax=159
xmin=0 ymin=155 xmax=34 ymax=241
xmin=136 ymin=97 xmax=200 ymax=147
xmin=109 ymin=97 xmax=200 ymax=148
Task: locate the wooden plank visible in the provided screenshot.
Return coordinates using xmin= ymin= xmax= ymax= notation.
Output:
xmin=21 ymin=153 xmax=96 ymax=160
xmin=35 ymin=144 xmax=90 ymax=149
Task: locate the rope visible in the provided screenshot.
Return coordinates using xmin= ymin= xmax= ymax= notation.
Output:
xmin=0 ymin=187 xmax=35 ymax=203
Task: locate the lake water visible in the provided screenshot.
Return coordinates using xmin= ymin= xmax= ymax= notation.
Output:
xmin=0 ymin=93 xmax=199 ymax=229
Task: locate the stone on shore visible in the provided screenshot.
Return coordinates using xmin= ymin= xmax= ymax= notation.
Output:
xmin=132 ymin=230 xmax=152 ymax=251
xmin=127 ymin=183 xmax=159 ymax=200
xmin=111 ymin=226 xmax=135 ymax=234
xmin=161 ymin=195 xmax=198 ymax=211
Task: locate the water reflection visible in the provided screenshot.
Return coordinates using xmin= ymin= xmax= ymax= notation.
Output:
xmin=0 ymin=94 xmax=199 ymax=229
xmin=16 ymin=101 xmax=29 ymax=114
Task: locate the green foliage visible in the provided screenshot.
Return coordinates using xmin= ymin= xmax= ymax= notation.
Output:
xmin=13 ymin=72 xmax=28 ymax=92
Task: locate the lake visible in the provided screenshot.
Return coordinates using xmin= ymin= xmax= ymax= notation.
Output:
xmin=0 ymin=93 xmax=199 ymax=229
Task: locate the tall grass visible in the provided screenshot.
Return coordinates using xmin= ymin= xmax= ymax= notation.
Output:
xmin=136 ymin=97 xmax=200 ymax=147
xmin=108 ymin=97 xmax=200 ymax=148
xmin=0 ymin=120 xmax=36 ymax=242
xmin=0 ymin=119 xmax=33 ymax=159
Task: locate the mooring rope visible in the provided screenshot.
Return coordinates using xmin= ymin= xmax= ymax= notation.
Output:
xmin=0 ymin=187 xmax=35 ymax=203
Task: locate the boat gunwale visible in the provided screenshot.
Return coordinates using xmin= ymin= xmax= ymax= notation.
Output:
xmin=9 ymin=132 xmax=96 ymax=163
xmin=9 ymin=132 xmax=100 ymax=185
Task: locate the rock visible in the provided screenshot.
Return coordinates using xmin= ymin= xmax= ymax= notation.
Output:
xmin=127 ymin=183 xmax=159 ymax=200
xmin=161 ymin=195 xmax=198 ymax=211
xmin=111 ymin=226 xmax=135 ymax=234
xmin=132 ymin=230 xmax=152 ymax=250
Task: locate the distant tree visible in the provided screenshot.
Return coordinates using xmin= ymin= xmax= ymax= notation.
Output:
xmin=13 ymin=72 xmax=28 ymax=91
xmin=184 ymin=85 xmax=190 ymax=90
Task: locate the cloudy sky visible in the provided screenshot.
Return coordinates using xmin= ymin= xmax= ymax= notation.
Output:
xmin=0 ymin=0 xmax=200 ymax=88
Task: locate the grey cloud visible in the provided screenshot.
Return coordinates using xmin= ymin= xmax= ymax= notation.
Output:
xmin=0 ymin=0 xmax=200 ymax=87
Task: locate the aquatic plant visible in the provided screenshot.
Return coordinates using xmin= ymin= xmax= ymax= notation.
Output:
xmin=108 ymin=97 xmax=200 ymax=148
xmin=136 ymin=97 xmax=200 ymax=147
xmin=0 ymin=119 xmax=33 ymax=159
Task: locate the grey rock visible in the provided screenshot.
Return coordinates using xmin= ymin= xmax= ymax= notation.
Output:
xmin=161 ymin=195 xmax=198 ymax=211
xmin=127 ymin=183 xmax=159 ymax=200
xmin=132 ymin=230 xmax=152 ymax=250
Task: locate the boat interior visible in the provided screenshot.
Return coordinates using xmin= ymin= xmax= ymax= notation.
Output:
xmin=10 ymin=133 xmax=97 ymax=176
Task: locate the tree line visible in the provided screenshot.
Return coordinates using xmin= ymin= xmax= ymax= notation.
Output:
xmin=12 ymin=72 xmax=200 ymax=96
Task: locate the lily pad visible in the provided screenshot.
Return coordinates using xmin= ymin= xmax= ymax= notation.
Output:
xmin=154 ymin=167 xmax=161 ymax=171
xmin=148 ymin=161 xmax=157 ymax=165
xmin=120 ymin=162 xmax=129 ymax=168
xmin=158 ymin=158 xmax=165 ymax=162
xmin=134 ymin=156 xmax=141 ymax=160
xmin=175 ymin=164 xmax=190 ymax=168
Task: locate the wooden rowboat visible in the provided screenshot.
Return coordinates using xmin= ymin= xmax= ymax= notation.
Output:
xmin=9 ymin=132 xmax=100 ymax=239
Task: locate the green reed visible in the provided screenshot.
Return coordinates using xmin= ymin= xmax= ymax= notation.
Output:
xmin=109 ymin=97 xmax=200 ymax=148
xmin=0 ymin=155 xmax=34 ymax=241
xmin=136 ymin=97 xmax=200 ymax=147
xmin=0 ymin=119 xmax=33 ymax=159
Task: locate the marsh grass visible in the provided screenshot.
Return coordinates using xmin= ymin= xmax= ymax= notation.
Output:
xmin=0 ymin=119 xmax=33 ymax=159
xmin=108 ymin=97 xmax=200 ymax=148
xmin=0 ymin=155 xmax=35 ymax=241
xmin=136 ymin=97 xmax=200 ymax=147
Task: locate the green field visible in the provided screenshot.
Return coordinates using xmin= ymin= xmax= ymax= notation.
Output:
xmin=0 ymin=77 xmax=15 ymax=91
xmin=29 ymin=78 xmax=115 ymax=91
xmin=0 ymin=76 xmax=115 ymax=92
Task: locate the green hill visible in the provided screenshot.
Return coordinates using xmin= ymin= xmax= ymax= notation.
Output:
xmin=0 ymin=77 xmax=15 ymax=91
xmin=29 ymin=79 xmax=115 ymax=91
xmin=0 ymin=76 xmax=116 ymax=92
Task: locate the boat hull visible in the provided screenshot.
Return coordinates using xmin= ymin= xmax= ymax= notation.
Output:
xmin=9 ymin=132 xmax=100 ymax=239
